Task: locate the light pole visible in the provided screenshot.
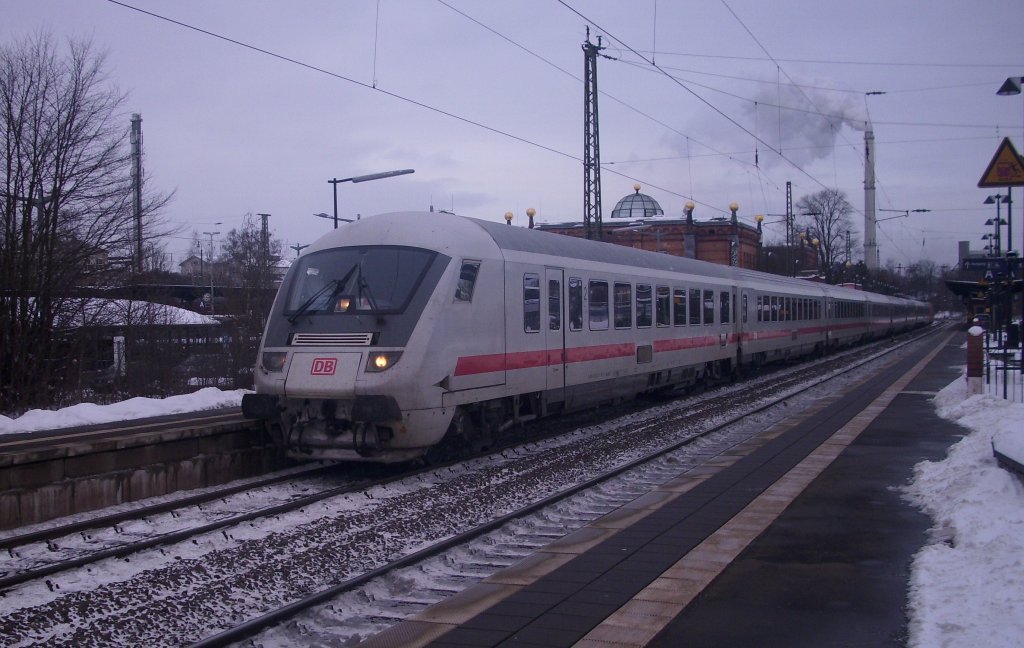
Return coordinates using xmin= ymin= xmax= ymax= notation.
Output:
xmin=984 ymin=195 xmax=1009 ymax=257
xmin=202 ymin=230 xmax=220 ymax=315
xmin=323 ymin=169 xmax=414 ymax=228
xmin=997 ymin=76 xmax=1022 ymax=329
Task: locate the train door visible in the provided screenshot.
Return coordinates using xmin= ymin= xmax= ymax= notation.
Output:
xmin=545 ymin=267 xmax=566 ymax=399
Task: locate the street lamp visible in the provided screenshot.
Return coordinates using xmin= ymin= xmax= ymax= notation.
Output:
xmin=984 ymin=194 xmax=1009 ymax=257
xmin=997 ymin=76 xmax=1023 ymax=328
xmin=323 ymin=168 xmax=414 ymax=228
xmin=997 ymin=76 xmax=1022 ymax=97
xmin=202 ymin=230 xmax=220 ymax=316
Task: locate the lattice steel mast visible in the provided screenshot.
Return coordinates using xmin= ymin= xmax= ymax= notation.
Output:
xmin=583 ymin=28 xmax=605 ymax=240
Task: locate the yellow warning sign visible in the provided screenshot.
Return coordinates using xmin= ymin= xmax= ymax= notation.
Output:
xmin=978 ymin=137 xmax=1024 ymax=187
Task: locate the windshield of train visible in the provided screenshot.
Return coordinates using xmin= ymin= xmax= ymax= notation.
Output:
xmin=284 ymin=246 xmax=436 ymax=317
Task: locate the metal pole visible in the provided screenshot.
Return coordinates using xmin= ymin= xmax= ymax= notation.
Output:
xmin=330 ymin=179 xmax=340 ymax=229
xmin=203 ymin=230 xmax=220 ymax=315
xmin=210 ymin=233 xmax=215 ymax=316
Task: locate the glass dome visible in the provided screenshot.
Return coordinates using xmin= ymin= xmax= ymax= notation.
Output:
xmin=610 ymin=186 xmax=664 ymax=219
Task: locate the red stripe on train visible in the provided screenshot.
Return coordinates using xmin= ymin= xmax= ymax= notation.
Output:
xmin=454 ymin=343 xmax=635 ymax=376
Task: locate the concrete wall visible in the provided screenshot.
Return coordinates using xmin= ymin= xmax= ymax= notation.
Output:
xmin=0 ymin=421 xmax=291 ymax=530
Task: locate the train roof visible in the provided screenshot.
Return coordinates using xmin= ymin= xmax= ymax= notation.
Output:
xmin=307 ymin=212 xmax=924 ymax=306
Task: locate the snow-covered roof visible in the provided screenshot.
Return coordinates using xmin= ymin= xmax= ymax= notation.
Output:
xmin=55 ymin=298 xmax=220 ymax=329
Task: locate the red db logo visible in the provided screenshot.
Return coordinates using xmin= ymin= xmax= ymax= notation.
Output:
xmin=310 ymin=358 xmax=338 ymax=376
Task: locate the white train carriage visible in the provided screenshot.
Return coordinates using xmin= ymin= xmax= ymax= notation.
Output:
xmin=243 ymin=211 xmax=929 ymax=463
xmin=734 ymin=269 xmax=829 ymax=367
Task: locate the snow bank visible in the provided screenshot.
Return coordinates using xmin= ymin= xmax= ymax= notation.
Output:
xmin=0 ymin=388 xmax=248 ymax=435
xmin=905 ymin=377 xmax=1024 ymax=647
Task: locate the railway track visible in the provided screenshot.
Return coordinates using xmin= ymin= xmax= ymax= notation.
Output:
xmin=0 ymin=325 xmax=947 ymax=647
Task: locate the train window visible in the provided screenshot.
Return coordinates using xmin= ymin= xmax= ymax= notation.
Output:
xmin=524 ymin=274 xmax=540 ymax=333
xmin=703 ymin=290 xmax=714 ymax=326
xmin=689 ymin=288 xmax=701 ymax=325
xmin=549 ymin=279 xmax=561 ymax=331
xmin=636 ymin=284 xmax=652 ymax=328
xmin=673 ymin=288 xmax=686 ymax=326
xmin=589 ymin=280 xmax=609 ymax=331
xmin=719 ymin=291 xmax=730 ymax=324
xmin=783 ymin=297 xmax=791 ymax=322
xmin=614 ymin=282 xmax=632 ymax=329
xmin=454 ymin=260 xmax=481 ymax=302
xmin=286 ymin=245 xmax=436 ymax=316
xmin=656 ymin=286 xmax=671 ymax=327
xmin=771 ymin=295 xmax=779 ymax=322
xmin=756 ymin=295 xmax=762 ymax=322
xmin=742 ymin=294 xmax=748 ymax=324
xmin=568 ymin=278 xmax=583 ymax=331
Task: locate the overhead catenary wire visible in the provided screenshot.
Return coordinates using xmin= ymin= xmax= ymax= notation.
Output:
xmin=556 ymin=0 xmax=832 ymax=193
xmin=433 ymin=0 xmax=764 ymax=209
xmin=106 ymin=0 xmax=724 ymax=213
xmin=625 ymin=48 xmax=1020 ymax=70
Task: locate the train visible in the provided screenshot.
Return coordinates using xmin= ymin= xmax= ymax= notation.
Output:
xmin=242 ymin=211 xmax=931 ymax=463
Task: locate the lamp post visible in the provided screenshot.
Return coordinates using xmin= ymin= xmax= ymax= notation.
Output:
xmin=997 ymin=76 xmax=1022 ymax=330
xmin=323 ymin=168 xmax=414 ymax=228
xmin=984 ymin=194 xmax=1009 ymax=257
xmin=202 ymin=230 xmax=220 ymax=316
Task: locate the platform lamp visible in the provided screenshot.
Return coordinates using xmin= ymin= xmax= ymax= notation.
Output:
xmin=984 ymin=194 xmax=1009 ymax=257
xmin=997 ymin=76 xmax=1022 ymax=271
xmin=321 ymin=169 xmax=415 ymax=229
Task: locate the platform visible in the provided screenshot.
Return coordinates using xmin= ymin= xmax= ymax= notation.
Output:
xmin=359 ymin=330 xmax=965 ymax=647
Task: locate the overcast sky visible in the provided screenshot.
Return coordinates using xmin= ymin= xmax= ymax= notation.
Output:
xmin=4 ymin=0 xmax=1023 ymax=270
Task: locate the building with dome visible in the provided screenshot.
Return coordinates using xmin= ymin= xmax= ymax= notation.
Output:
xmin=609 ymin=188 xmax=664 ymax=220
xmin=535 ymin=184 xmax=779 ymax=272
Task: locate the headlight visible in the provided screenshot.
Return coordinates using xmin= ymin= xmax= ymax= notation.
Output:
xmin=365 ymin=351 xmax=402 ymax=372
xmin=261 ymin=352 xmax=287 ymax=373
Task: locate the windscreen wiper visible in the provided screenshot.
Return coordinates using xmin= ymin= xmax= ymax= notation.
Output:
xmin=287 ymin=264 xmax=357 ymax=324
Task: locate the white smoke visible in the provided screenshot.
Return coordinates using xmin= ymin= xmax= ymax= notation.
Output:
xmin=747 ymin=80 xmax=868 ymax=167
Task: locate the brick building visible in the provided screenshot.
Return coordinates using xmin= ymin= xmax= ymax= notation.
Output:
xmin=535 ymin=185 xmax=768 ymax=271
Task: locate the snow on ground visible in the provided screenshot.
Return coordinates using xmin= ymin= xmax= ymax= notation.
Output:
xmin=904 ymin=374 xmax=1024 ymax=648
xmin=0 ymin=388 xmax=247 ymax=435
xmin=1 ymin=362 xmax=1022 ymax=645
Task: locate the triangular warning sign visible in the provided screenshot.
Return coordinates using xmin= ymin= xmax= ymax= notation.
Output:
xmin=978 ymin=137 xmax=1024 ymax=187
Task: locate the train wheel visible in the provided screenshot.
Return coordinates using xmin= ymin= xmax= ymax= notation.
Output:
xmin=422 ymin=408 xmax=484 ymax=465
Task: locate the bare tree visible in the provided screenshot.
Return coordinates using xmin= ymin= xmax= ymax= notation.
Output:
xmin=0 ymin=33 xmax=169 ymax=413
xmin=796 ymin=189 xmax=858 ymax=282
xmin=217 ymin=214 xmax=283 ymax=387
